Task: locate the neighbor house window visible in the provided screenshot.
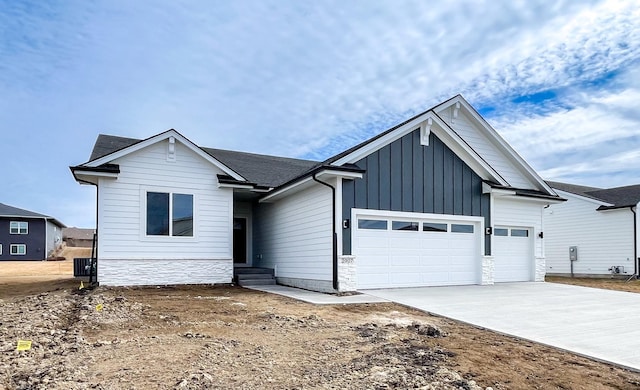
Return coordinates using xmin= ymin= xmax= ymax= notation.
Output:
xmin=146 ymin=192 xmax=193 ymax=236
xmin=10 ymin=244 xmax=26 ymax=255
xmin=10 ymin=221 xmax=28 ymax=234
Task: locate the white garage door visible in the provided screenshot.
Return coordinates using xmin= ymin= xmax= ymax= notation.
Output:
xmin=493 ymin=227 xmax=533 ymax=282
xmin=354 ymin=213 xmax=481 ymax=289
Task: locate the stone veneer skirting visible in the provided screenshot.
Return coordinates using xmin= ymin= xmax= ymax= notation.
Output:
xmin=97 ymin=259 xmax=233 ymax=286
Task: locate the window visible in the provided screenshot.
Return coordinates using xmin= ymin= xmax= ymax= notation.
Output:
xmin=358 ymin=219 xmax=388 ymax=230
xmin=392 ymin=221 xmax=419 ymax=231
xmin=511 ymin=229 xmax=529 ymax=237
xmin=451 ymin=224 xmax=474 ymax=233
xmin=10 ymin=244 xmax=26 ymax=255
xmin=494 ymin=228 xmax=508 ymax=236
xmin=10 ymin=221 xmax=28 ymax=234
xmin=146 ymin=192 xmax=193 ymax=236
xmin=423 ymin=222 xmax=447 ymax=232
xmin=0 ymin=244 xmax=2 ymax=255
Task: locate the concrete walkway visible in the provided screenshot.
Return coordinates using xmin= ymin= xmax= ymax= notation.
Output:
xmin=364 ymin=282 xmax=640 ymax=371
xmin=247 ymin=285 xmax=389 ymax=305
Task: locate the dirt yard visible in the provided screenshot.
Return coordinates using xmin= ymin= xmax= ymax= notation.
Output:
xmin=546 ymin=275 xmax=640 ymax=294
xmin=2 ymin=268 xmax=640 ymax=389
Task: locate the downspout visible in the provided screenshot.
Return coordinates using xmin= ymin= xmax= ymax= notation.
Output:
xmin=312 ymin=173 xmax=338 ymax=291
xmin=632 ymin=206 xmax=638 ymax=278
xmin=75 ymin=175 xmax=99 ymax=285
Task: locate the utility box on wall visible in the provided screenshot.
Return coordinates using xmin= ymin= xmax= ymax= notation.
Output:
xmin=569 ymin=246 xmax=578 ymax=262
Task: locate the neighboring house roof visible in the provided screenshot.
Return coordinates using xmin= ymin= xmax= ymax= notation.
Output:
xmin=88 ymin=134 xmax=321 ymax=188
xmin=547 ymin=181 xmax=640 ymax=210
xmin=0 ymin=203 xmax=66 ymax=227
xmin=63 ymin=227 xmax=95 ymax=240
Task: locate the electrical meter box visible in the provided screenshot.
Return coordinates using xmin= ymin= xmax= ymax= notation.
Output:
xmin=569 ymin=246 xmax=578 ymax=261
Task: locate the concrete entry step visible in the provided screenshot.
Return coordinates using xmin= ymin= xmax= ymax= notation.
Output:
xmin=234 ymin=267 xmax=276 ymax=286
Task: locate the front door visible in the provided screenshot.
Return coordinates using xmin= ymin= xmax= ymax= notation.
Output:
xmin=233 ymin=217 xmax=247 ymax=264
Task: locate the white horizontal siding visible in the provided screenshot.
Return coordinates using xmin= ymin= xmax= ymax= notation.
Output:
xmin=438 ymin=109 xmax=535 ymax=189
xmin=544 ymin=193 xmax=634 ymax=275
xmin=493 ymin=197 xmax=544 ymax=258
xmin=254 ymin=183 xmax=332 ymax=281
xmin=97 ymin=140 xmax=233 ymax=273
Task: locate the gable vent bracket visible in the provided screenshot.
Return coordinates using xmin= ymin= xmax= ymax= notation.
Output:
xmin=452 ymin=101 xmax=461 ymax=124
xmin=167 ymin=136 xmax=176 ymax=162
xmin=420 ymin=118 xmax=432 ymax=146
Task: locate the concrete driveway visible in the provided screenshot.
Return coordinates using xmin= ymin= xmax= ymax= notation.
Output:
xmin=365 ymin=282 xmax=640 ymax=371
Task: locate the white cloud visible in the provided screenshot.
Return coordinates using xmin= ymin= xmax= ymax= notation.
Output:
xmin=0 ymin=0 xmax=639 ymax=226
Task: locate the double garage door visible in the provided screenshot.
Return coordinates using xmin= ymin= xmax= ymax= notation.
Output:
xmin=353 ymin=211 xmax=533 ymax=289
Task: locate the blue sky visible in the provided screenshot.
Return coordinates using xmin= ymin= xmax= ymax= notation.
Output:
xmin=1 ymin=0 xmax=639 ymax=228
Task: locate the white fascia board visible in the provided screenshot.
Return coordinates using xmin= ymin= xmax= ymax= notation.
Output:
xmin=331 ymin=111 xmax=507 ymax=185
xmin=259 ymin=177 xmax=314 ymax=203
xmin=332 ymin=112 xmax=433 ymax=166
xmin=217 ymin=183 xmax=254 ymax=190
xmin=552 ymin=189 xmax=613 ymax=207
xmin=430 ymin=117 xmax=508 ymax=185
xmin=315 ymin=170 xmax=363 ymax=180
xmin=436 ymin=96 xmax=555 ymax=195
xmin=259 ymin=169 xmax=362 ymax=203
xmin=74 ymin=171 xmax=119 ymax=179
xmin=85 ymin=129 xmax=246 ymax=181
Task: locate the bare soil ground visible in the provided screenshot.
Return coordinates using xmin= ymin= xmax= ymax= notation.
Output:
xmin=2 ymin=266 xmax=640 ymax=389
xmin=546 ymin=275 xmax=640 ymax=294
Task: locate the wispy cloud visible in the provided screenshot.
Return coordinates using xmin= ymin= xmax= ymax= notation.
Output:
xmin=0 ymin=0 xmax=638 ymax=226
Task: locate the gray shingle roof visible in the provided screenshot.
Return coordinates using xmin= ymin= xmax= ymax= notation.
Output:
xmin=87 ymin=134 xmax=320 ymax=188
xmin=0 ymin=203 xmax=66 ymax=227
xmin=547 ymin=181 xmax=640 ymax=208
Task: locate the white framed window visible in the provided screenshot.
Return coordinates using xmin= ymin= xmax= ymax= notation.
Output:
xmin=0 ymin=244 xmax=2 ymax=255
xmin=146 ymin=191 xmax=194 ymax=237
xmin=10 ymin=244 xmax=26 ymax=255
xmin=10 ymin=221 xmax=28 ymax=234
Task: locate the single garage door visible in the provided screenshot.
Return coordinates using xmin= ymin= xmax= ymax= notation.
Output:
xmin=493 ymin=226 xmax=533 ymax=282
xmin=354 ymin=213 xmax=481 ymax=289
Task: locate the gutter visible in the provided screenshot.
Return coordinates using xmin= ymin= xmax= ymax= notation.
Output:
xmin=312 ymin=173 xmax=338 ymax=291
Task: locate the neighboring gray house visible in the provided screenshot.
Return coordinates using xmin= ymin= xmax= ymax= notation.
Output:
xmin=545 ymin=181 xmax=640 ymax=277
xmin=0 ymin=203 xmax=66 ymax=261
xmin=70 ymin=95 xmax=563 ymax=291
xmin=63 ymin=227 xmax=96 ymax=247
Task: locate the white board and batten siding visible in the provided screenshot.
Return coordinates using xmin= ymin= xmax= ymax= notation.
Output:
xmin=438 ymin=109 xmax=536 ymax=190
xmin=492 ymin=197 xmax=545 ymax=281
xmin=544 ymin=192 xmax=635 ymax=275
xmin=254 ymin=183 xmax=333 ymax=291
xmin=97 ymin=140 xmax=233 ymax=286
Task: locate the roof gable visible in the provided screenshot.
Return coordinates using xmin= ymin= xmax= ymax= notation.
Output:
xmin=83 ymin=132 xmax=320 ymax=189
xmin=434 ymin=96 xmax=554 ymax=194
xmin=84 ymin=129 xmax=246 ymax=181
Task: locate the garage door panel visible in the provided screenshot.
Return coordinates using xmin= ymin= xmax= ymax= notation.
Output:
xmin=355 ymin=213 xmax=480 ymax=289
xmin=390 ymin=255 xmax=421 ymax=266
xmin=493 ymin=227 xmax=532 ymax=282
xmin=357 ymin=236 xmax=389 ymax=249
